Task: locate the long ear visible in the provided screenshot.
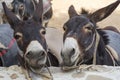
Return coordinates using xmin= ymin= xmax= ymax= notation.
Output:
xmin=68 ymin=5 xmax=78 ymax=18
xmin=2 ymin=2 xmax=20 ymax=29
xmin=24 ymin=0 xmax=35 ymax=14
xmin=33 ymin=0 xmax=43 ymax=22
xmin=90 ymin=0 xmax=120 ymax=23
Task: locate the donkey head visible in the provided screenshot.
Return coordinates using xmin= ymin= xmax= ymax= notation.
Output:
xmin=11 ymin=0 xmax=35 ymax=20
xmin=61 ymin=1 xmax=120 ymax=68
xmin=11 ymin=0 xmax=53 ymax=28
xmin=3 ymin=0 xmax=47 ymax=70
xmin=11 ymin=0 xmax=25 ymax=19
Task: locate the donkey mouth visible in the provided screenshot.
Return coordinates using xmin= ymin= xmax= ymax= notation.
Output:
xmin=61 ymin=57 xmax=83 ymax=71
xmin=29 ymin=64 xmax=45 ymax=73
xmin=61 ymin=66 xmax=78 ymax=71
xmin=61 ymin=61 xmax=76 ymax=71
xmin=25 ymin=55 xmax=47 ymax=72
xmin=28 ymin=58 xmax=47 ymax=73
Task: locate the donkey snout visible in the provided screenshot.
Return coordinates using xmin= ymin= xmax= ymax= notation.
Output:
xmin=40 ymin=51 xmax=46 ymax=57
xmin=26 ymin=51 xmax=33 ymax=58
xmin=26 ymin=50 xmax=46 ymax=58
xmin=61 ymin=48 xmax=75 ymax=57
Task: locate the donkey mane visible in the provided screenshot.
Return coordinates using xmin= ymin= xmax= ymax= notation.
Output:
xmin=80 ymin=8 xmax=90 ymax=15
xmin=97 ymin=29 xmax=109 ymax=45
xmin=80 ymin=8 xmax=93 ymax=17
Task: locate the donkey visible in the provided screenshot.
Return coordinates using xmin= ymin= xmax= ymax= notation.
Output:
xmin=11 ymin=0 xmax=53 ymax=27
xmin=103 ymin=26 xmax=120 ymax=33
xmin=61 ymin=0 xmax=120 ymax=69
xmin=2 ymin=0 xmax=59 ymax=74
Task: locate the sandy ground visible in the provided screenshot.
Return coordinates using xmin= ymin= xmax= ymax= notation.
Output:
xmin=48 ymin=0 xmax=120 ymax=31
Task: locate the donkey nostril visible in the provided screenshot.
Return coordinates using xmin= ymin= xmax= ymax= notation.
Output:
xmin=71 ymin=48 xmax=75 ymax=54
xmin=26 ymin=51 xmax=33 ymax=58
xmin=61 ymin=51 xmax=63 ymax=57
xmin=40 ymin=51 xmax=45 ymax=56
xmin=69 ymin=48 xmax=76 ymax=57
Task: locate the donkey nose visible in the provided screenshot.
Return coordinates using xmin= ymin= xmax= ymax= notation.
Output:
xmin=70 ymin=48 xmax=75 ymax=56
xmin=61 ymin=48 xmax=75 ymax=57
xmin=26 ymin=51 xmax=33 ymax=58
xmin=26 ymin=50 xmax=46 ymax=58
xmin=61 ymin=48 xmax=76 ymax=66
xmin=39 ymin=51 xmax=46 ymax=57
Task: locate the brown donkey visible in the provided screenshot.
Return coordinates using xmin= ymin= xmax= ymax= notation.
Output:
xmin=2 ymin=0 xmax=59 ymax=74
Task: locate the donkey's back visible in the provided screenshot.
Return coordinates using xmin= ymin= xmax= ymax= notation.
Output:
xmin=105 ymin=30 xmax=120 ymax=63
xmin=0 ymin=24 xmax=19 ymax=66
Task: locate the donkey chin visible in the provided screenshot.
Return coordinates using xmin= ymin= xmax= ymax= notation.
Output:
xmin=61 ymin=56 xmax=82 ymax=71
xmin=25 ymin=54 xmax=47 ymax=73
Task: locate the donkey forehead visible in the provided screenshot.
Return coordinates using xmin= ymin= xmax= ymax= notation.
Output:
xmin=65 ymin=15 xmax=93 ymax=31
xmin=66 ymin=15 xmax=91 ymax=28
xmin=16 ymin=21 xmax=44 ymax=34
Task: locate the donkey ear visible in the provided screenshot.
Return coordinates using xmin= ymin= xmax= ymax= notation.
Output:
xmin=68 ymin=5 xmax=78 ymax=18
xmin=90 ymin=0 xmax=120 ymax=23
xmin=33 ymin=0 xmax=43 ymax=23
xmin=2 ymin=2 xmax=20 ymax=29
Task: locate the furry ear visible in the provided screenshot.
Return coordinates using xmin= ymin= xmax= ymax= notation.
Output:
xmin=90 ymin=0 xmax=120 ymax=23
xmin=2 ymin=2 xmax=20 ymax=29
xmin=68 ymin=5 xmax=78 ymax=18
xmin=33 ymin=0 xmax=43 ymax=23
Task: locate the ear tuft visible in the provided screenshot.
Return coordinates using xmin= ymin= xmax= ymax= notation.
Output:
xmin=81 ymin=8 xmax=89 ymax=15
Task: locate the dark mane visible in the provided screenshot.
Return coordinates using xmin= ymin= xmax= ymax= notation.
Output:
xmin=80 ymin=8 xmax=92 ymax=16
xmin=97 ymin=29 xmax=109 ymax=45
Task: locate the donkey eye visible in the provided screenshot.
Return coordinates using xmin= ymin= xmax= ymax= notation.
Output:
xmin=84 ymin=23 xmax=94 ymax=31
xmin=19 ymin=4 xmax=24 ymax=10
xmin=40 ymin=29 xmax=46 ymax=35
xmin=14 ymin=32 xmax=23 ymax=40
xmin=84 ymin=26 xmax=93 ymax=33
xmin=43 ymin=16 xmax=47 ymax=20
xmin=85 ymin=26 xmax=92 ymax=30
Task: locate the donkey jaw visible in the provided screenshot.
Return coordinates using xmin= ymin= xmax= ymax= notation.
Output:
xmin=61 ymin=37 xmax=81 ymax=67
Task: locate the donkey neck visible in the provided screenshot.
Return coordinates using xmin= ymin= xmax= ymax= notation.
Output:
xmin=96 ymin=35 xmax=114 ymax=65
xmin=84 ymin=31 xmax=114 ymax=65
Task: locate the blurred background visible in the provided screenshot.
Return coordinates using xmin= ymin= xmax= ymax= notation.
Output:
xmin=0 ymin=0 xmax=120 ymax=31
xmin=48 ymin=0 xmax=120 ymax=31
